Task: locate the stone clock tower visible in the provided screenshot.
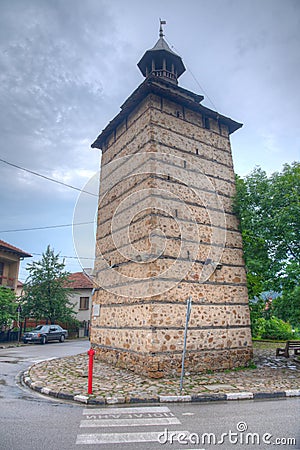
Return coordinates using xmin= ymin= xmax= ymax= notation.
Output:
xmin=90 ymin=23 xmax=253 ymax=378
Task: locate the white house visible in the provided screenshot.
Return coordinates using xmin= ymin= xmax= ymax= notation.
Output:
xmin=68 ymin=271 xmax=94 ymax=335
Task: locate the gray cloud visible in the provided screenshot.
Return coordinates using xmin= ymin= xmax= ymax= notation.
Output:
xmin=0 ymin=0 xmax=299 ymax=277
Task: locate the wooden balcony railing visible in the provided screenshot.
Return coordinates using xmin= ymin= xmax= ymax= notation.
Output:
xmin=151 ymin=69 xmax=177 ymax=82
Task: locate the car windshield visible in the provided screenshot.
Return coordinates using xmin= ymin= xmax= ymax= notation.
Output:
xmin=32 ymin=325 xmax=49 ymax=332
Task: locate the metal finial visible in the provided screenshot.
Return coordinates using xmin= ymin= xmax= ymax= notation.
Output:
xmin=159 ymin=18 xmax=166 ymax=38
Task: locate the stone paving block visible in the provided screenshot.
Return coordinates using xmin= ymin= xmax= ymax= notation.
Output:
xmin=88 ymin=397 xmax=106 ymax=405
xmin=74 ymin=395 xmax=89 ymax=403
xmin=159 ymin=395 xmax=192 ymax=402
xmin=24 ymin=376 xmax=31 ymax=385
xmin=41 ymin=387 xmax=51 ymax=395
xmin=253 ymin=391 xmax=286 ymax=399
xmin=226 ymin=392 xmax=253 ymax=400
xmin=126 ymin=396 xmax=159 ymax=403
xmin=57 ymin=391 xmax=74 ymax=400
xmin=191 ymin=393 xmax=227 ymax=402
xmin=285 ymin=389 xmax=300 ymax=397
xmin=106 ymin=396 xmax=126 ymax=404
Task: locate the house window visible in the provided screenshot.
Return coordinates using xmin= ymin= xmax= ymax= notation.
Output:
xmin=79 ymin=297 xmax=89 ymax=310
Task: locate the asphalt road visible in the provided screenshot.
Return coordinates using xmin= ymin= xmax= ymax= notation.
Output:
xmin=0 ymin=341 xmax=299 ymax=450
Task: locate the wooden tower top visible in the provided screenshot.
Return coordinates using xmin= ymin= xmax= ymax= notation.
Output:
xmin=137 ymin=20 xmax=185 ymax=85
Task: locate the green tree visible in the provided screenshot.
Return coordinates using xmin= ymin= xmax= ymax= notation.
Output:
xmin=234 ymin=162 xmax=300 ymax=297
xmin=266 ymin=163 xmax=300 ymax=291
xmin=0 ymin=287 xmax=16 ymax=329
xmin=273 ymin=285 xmax=300 ymax=328
xmin=249 ymin=298 xmax=265 ymax=337
xmin=23 ymin=245 xmax=75 ymax=324
xmin=234 ymin=168 xmax=273 ymax=297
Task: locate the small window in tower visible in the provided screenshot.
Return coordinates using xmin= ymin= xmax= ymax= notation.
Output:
xmin=79 ymin=297 xmax=89 ymax=310
xmin=204 ymin=117 xmax=210 ymax=129
xmin=176 ymin=110 xmax=181 ymax=118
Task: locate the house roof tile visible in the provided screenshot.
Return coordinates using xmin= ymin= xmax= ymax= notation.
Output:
xmin=0 ymin=240 xmax=32 ymax=258
xmin=68 ymin=272 xmax=94 ymax=289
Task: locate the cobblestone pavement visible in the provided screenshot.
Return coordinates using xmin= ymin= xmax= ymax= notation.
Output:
xmin=25 ymin=343 xmax=300 ymax=404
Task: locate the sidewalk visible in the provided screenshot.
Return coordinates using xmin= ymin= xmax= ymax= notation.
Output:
xmin=21 ymin=341 xmax=300 ymax=405
xmin=0 ymin=341 xmax=24 ymax=349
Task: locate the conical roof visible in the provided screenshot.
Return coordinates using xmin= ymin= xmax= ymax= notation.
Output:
xmin=151 ymin=36 xmax=177 ymax=54
xmin=137 ymin=24 xmax=185 ymax=83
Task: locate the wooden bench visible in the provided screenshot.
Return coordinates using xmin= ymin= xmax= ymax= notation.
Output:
xmin=276 ymin=341 xmax=300 ymax=358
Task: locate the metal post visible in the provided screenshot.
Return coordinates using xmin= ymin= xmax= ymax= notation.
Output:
xmin=87 ymin=348 xmax=95 ymax=394
xmin=16 ymin=304 xmax=22 ymax=342
xmin=17 ymin=310 xmax=20 ymax=342
xmin=180 ymin=297 xmax=192 ymax=394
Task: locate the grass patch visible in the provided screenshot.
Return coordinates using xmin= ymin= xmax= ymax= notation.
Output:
xmin=233 ymin=362 xmax=257 ymax=371
xmin=253 ymin=340 xmax=281 ymax=350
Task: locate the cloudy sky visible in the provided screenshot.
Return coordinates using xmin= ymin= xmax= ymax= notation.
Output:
xmin=0 ymin=0 xmax=299 ymax=280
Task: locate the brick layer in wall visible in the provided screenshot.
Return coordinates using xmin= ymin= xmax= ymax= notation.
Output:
xmin=93 ymin=345 xmax=254 ymax=378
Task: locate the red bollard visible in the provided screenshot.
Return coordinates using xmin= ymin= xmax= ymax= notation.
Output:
xmin=87 ymin=348 xmax=95 ymax=394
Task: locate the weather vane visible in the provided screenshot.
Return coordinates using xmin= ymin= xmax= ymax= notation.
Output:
xmin=159 ymin=18 xmax=166 ymax=37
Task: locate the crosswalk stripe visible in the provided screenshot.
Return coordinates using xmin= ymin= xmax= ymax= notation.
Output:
xmin=80 ymin=417 xmax=181 ymax=427
xmin=76 ymin=405 xmax=185 ymax=446
xmin=82 ymin=406 xmax=170 ymax=415
xmin=76 ymin=431 xmax=190 ymax=445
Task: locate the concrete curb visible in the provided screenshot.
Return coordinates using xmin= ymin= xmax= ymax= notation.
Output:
xmin=0 ymin=343 xmax=26 ymax=349
xmin=21 ymin=370 xmax=300 ymax=406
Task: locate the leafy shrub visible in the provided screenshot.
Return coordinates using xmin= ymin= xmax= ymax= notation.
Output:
xmin=0 ymin=287 xmax=16 ymax=328
xmin=249 ymin=299 xmax=265 ymax=337
xmin=261 ymin=317 xmax=295 ymax=340
xmin=251 ymin=317 xmax=266 ymax=339
xmin=272 ymin=286 xmax=300 ymax=328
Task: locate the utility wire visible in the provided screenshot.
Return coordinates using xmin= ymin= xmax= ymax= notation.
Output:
xmin=30 ymin=252 xmax=95 ymax=260
xmin=0 ymin=158 xmax=98 ymax=197
xmin=0 ymin=221 xmax=95 ymax=233
xmin=165 ymin=38 xmax=219 ymax=112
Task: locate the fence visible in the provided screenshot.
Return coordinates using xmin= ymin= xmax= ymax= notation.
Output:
xmin=0 ymin=330 xmax=19 ymax=343
xmin=0 ymin=319 xmax=90 ymax=342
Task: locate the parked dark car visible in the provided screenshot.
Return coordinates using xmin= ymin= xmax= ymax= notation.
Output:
xmin=23 ymin=325 xmax=68 ymax=344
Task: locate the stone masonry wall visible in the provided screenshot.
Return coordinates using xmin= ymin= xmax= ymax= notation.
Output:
xmin=91 ymin=89 xmax=253 ymax=377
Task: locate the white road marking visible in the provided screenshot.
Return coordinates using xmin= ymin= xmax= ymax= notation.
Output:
xmin=82 ymin=406 xmax=171 ymax=415
xmin=76 ymin=431 xmax=190 ymax=445
xmin=80 ymin=417 xmax=181 ymax=427
xmin=31 ymin=357 xmax=57 ymax=363
xmin=77 ymin=405 xmax=183 ymax=445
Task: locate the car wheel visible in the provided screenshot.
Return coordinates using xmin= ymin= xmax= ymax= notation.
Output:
xmin=59 ymin=334 xmax=65 ymax=343
xmin=23 ymin=340 xmax=28 ymax=344
xmin=40 ymin=336 xmax=46 ymax=345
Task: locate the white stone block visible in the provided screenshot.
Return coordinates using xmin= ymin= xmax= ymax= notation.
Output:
xmin=226 ymin=392 xmax=253 ymax=400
